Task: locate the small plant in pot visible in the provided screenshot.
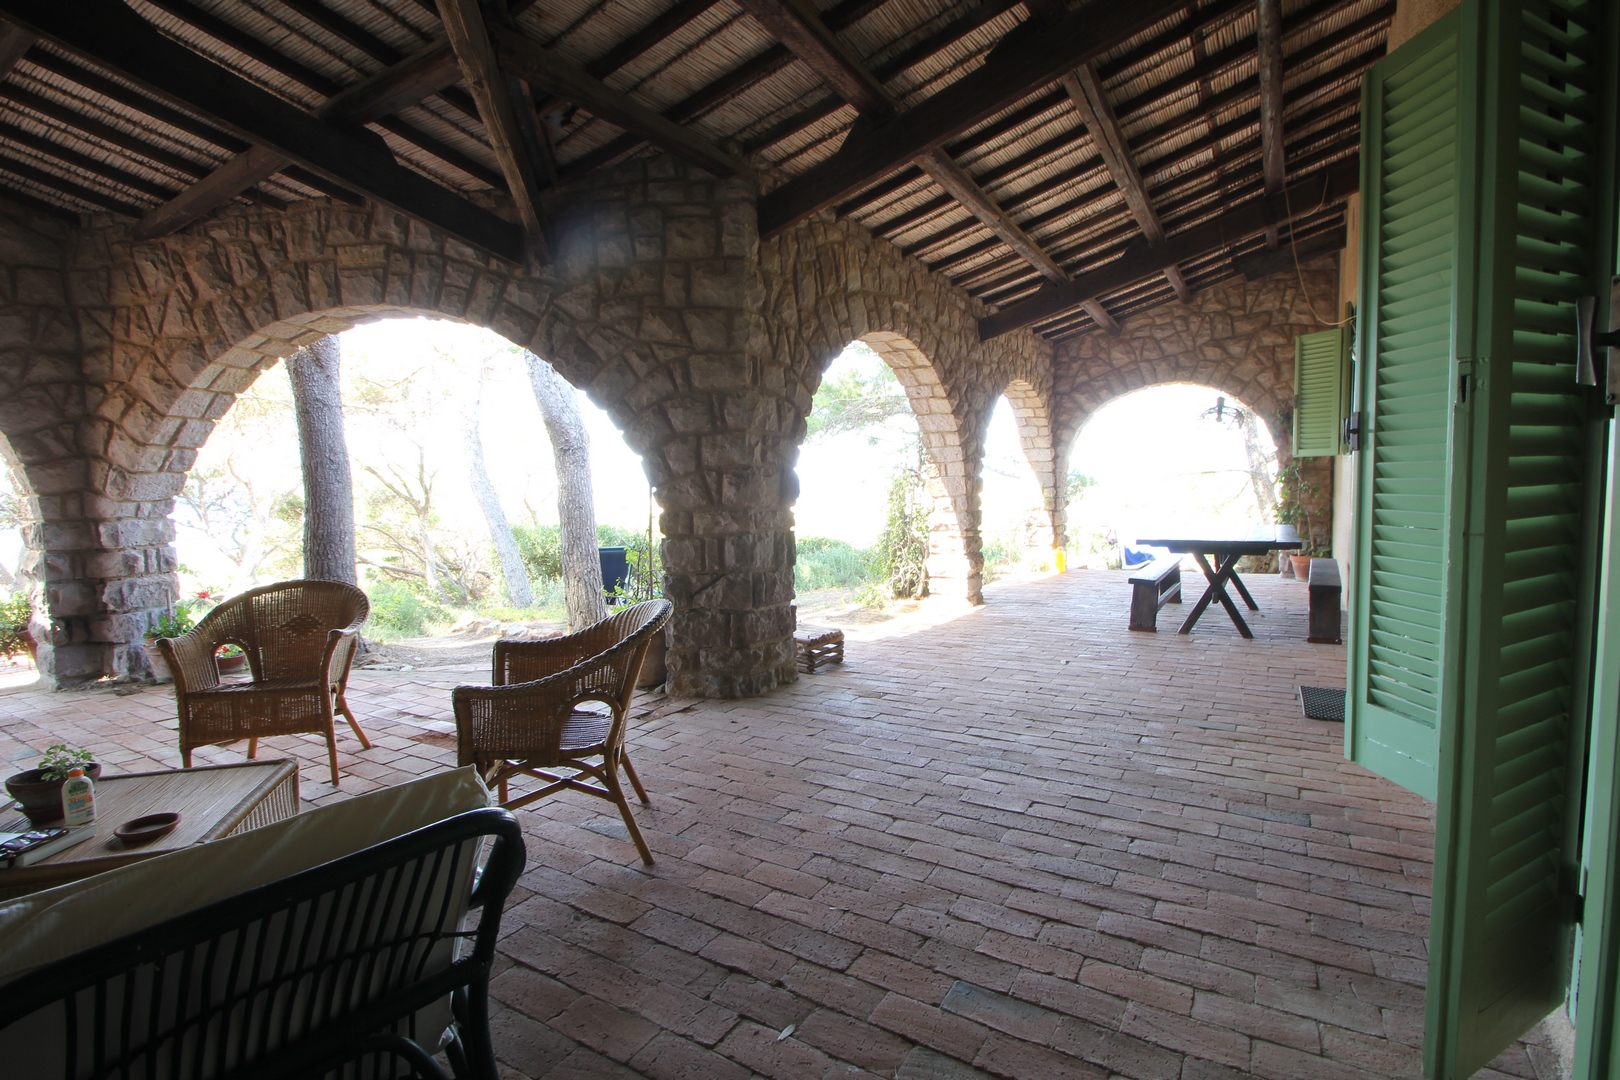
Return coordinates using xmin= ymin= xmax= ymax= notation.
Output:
xmin=0 ymin=593 xmax=35 ymax=665
xmin=142 ymin=610 xmax=196 ymax=683
xmin=215 ymin=643 xmax=247 ymax=675
xmin=5 ymin=744 xmax=101 ymax=826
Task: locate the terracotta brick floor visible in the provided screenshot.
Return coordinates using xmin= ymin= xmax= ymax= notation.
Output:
xmin=0 ymin=571 xmax=1569 ymax=1079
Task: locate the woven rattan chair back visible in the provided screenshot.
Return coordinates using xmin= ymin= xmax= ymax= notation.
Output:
xmin=158 ymin=580 xmax=373 ymax=786
xmin=454 ymin=599 xmax=672 ymax=863
xmin=0 ymin=807 xmax=526 ymax=1080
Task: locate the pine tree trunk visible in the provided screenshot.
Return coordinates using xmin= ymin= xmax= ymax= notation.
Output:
xmin=285 ymin=335 xmax=357 ymax=585
xmin=465 ymin=374 xmax=535 ymax=607
xmin=524 ymin=352 xmax=606 ymax=629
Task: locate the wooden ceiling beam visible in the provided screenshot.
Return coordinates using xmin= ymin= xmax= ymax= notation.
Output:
xmin=0 ymin=0 xmax=523 ymax=261
xmin=437 ymin=0 xmax=550 ymax=260
xmin=757 ymin=0 xmax=1193 ymax=238
xmin=0 ymin=22 xmax=32 ymax=78
xmin=735 ymin=0 xmax=893 ymax=115
xmin=493 ymin=28 xmax=752 ymax=180
xmin=979 ymin=156 xmax=1358 ymax=338
xmin=1256 ymin=0 xmax=1286 ymax=246
xmin=920 ymin=148 xmax=1066 ymax=283
xmin=1081 ymin=299 xmax=1120 ymax=334
xmin=134 ymin=36 xmax=472 ymax=238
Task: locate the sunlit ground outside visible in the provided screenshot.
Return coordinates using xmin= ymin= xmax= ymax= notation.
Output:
xmin=1067 ymin=384 xmax=1280 ymax=569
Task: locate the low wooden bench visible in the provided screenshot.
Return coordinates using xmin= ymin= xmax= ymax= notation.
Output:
xmin=1128 ymin=558 xmax=1183 ymax=632
xmin=795 ymin=626 xmax=845 ymax=672
xmin=1307 ymin=557 xmax=1343 ymax=644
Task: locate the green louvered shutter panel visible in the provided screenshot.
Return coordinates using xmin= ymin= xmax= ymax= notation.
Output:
xmin=1345 ymin=15 xmax=1464 ymax=802
xmin=1293 ymin=329 xmax=1346 ymax=457
xmin=1423 ymin=0 xmax=1616 ymax=1075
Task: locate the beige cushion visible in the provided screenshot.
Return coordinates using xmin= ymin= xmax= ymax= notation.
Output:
xmin=0 ymin=765 xmax=491 ymax=985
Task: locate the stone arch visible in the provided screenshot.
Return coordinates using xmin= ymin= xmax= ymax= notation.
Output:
xmin=763 ymin=214 xmax=1055 ymax=606
xmin=1000 ymin=378 xmax=1060 ymax=551
xmin=31 ymin=158 xmax=803 ymax=695
xmin=860 ymin=331 xmax=980 ymax=604
xmin=1050 ymin=257 xmax=1340 ymax=558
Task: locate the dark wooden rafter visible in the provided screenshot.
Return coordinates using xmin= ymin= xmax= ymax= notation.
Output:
xmin=734 ymin=0 xmax=892 ymax=116
xmin=131 ymin=38 xmax=459 ymax=237
xmin=1062 ymin=60 xmax=1188 ymax=308
xmin=0 ymin=0 xmax=523 ymax=261
xmin=921 ymin=148 xmax=1065 ymax=282
xmin=758 ymin=0 xmax=1194 ymax=239
xmin=740 ymin=0 xmax=1076 ymax=295
xmin=0 ymin=20 xmax=30 ymax=78
xmin=979 ymin=155 xmax=1358 ymax=338
xmin=1256 ymin=0 xmax=1285 ymax=245
xmin=492 ymin=28 xmax=752 ymax=180
xmin=437 ymin=0 xmax=549 ymax=259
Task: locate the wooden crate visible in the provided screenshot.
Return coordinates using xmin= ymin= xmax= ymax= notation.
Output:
xmin=794 ymin=627 xmax=845 ymax=673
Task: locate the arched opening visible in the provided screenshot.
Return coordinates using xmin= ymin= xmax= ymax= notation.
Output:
xmin=979 ymin=393 xmax=1057 ymax=580
xmin=1065 ymin=384 xmax=1280 ymax=569
xmin=793 ymin=334 xmax=983 ymax=611
xmin=172 ymin=317 xmax=655 ymax=654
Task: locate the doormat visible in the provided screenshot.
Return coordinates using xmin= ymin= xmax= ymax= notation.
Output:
xmin=1299 ymin=686 xmax=1346 ymax=722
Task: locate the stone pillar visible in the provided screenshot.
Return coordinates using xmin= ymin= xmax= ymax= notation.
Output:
xmin=922 ymin=434 xmax=984 ymax=605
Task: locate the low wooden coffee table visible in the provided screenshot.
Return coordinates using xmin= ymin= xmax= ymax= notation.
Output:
xmin=0 ymin=759 xmax=299 ymax=899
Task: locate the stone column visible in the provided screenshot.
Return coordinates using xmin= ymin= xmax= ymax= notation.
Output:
xmin=922 ymin=432 xmax=984 ymax=605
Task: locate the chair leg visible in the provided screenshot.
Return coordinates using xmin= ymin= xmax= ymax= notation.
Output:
xmin=181 ymin=745 xmax=192 ymax=769
xmin=619 ymin=749 xmax=650 ymax=805
xmin=326 ymin=725 xmax=341 ymax=787
xmin=603 ymin=765 xmax=653 ymax=865
xmin=336 ymin=690 xmax=372 ymax=749
xmin=246 ymin=737 xmax=258 ymax=760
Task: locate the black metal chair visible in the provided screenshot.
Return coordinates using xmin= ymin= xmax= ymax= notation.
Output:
xmin=0 ymin=807 xmax=526 ymax=1080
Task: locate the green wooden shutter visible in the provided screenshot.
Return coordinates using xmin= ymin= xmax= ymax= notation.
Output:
xmin=1345 ymin=15 xmax=1463 ymax=802
xmin=1293 ymin=328 xmax=1346 ymax=456
xmin=1421 ymin=0 xmax=1616 ymax=1075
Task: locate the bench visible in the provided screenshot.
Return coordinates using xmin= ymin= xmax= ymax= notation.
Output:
xmin=795 ymin=626 xmax=845 ymax=672
xmin=1307 ymin=557 xmax=1343 ymax=644
xmin=1128 ymin=558 xmax=1183 ymax=631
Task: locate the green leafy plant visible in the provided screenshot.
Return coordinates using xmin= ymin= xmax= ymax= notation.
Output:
xmin=867 ymin=470 xmax=930 ymax=601
xmin=1275 ymin=458 xmax=1328 ymax=555
xmin=0 ymin=593 xmax=31 ymax=658
xmin=146 ymin=609 xmax=195 ymax=640
xmin=794 ymin=537 xmax=874 ymax=592
xmin=37 ymin=744 xmax=93 ymax=782
xmin=217 ymin=643 xmax=245 ymax=658
xmin=364 ymin=577 xmax=449 ymax=640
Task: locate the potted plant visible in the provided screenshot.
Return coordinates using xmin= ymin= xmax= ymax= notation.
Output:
xmin=1275 ymin=459 xmax=1324 ymax=580
xmin=142 ymin=608 xmax=196 ymax=683
xmin=5 ymin=744 xmax=102 ymax=825
xmin=215 ymin=642 xmax=248 ymax=675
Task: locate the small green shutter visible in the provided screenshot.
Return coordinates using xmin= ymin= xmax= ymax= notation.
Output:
xmin=1293 ymin=328 xmax=1346 ymax=457
xmin=1345 ymin=15 xmax=1463 ymax=802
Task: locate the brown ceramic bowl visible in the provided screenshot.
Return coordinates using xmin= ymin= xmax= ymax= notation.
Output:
xmin=114 ymin=811 xmax=181 ymax=845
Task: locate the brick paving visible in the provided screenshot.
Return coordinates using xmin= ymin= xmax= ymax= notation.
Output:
xmin=0 ymin=571 xmax=1568 ymax=1079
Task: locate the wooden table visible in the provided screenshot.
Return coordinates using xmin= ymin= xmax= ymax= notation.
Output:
xmin=0 ymin=759 xmax=299 ymax=899
xmin=1134 ymin=527 xmax=1302 ymax=638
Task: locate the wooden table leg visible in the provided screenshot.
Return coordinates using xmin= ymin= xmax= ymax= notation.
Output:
xmin=1177 ymin=552 xmax=1222 ymax=633
xmin=1210 ymin=554 xmax=1254 ymax=638
xmin=1229 ymin=566 xmax=1260 ymax=610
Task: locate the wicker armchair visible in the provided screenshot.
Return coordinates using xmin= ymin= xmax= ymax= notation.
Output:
xmin=453 ymin=599 xmax=673 ymax=864
xmin=156 ymin=579 xmax=372 ymax=786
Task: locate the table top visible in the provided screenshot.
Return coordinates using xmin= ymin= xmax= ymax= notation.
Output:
xmin=1135 ymin=525 xmax=1302 ymax=555
xmin=2 ymin=759 xmax=298 ymax=874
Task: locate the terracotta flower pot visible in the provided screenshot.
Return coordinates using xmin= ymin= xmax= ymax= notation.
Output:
xmin=1290 ymin=555 xmax=1313 ymax=580
xmin=636 ymin=626 xmax=669 ymax=690
xmin=216 ymin=652 xmax=247 ymax=675
xmin=5 ymin=763 xmax=103 ymax=826
xmin=143 ymin=637 xmax=172 ymax=683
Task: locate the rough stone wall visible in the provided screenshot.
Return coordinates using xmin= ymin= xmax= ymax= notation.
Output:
xmin=764 ymin=215 xmax=1055 ymax=603
xmin=0 ymin=201 xmax=97 ymax=680
xmin=0 ymin=160 xmax=1058 ymax=693
xmin=1052 ymin=253 xmax=1341 ymax=549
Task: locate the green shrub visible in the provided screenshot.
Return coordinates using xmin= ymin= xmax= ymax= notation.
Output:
xmin=0 ymin=592 xmax=31 ymax=658
xmin=512 ymin=524 xmax=562 ymax=582
xmin=794 ymin=537 xmax=873 ymax=591
xmin=870 ymin=471 xmax=929 ymax=599
xmin=364 ymin=578 xmax=449 ymax=640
